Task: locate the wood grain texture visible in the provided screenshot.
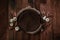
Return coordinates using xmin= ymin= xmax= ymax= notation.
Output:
xmin=8 ymin=0 xmax=60 ymax=40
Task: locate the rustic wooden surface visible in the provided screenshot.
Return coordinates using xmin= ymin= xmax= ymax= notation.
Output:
xmin=0 ymin=0 xmax=60 ymax=40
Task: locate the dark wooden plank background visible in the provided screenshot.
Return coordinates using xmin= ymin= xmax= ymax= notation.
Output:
xmin=0 ymin=0 xmax=60 ymax=40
